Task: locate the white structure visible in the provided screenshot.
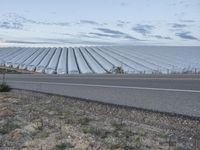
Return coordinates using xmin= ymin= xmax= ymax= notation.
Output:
xmin=0 ymin=46 xmax=200 ymax=74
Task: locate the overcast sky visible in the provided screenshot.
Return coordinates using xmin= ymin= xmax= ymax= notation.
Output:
xmin=0 ymin=0 xmax=199 ymax=46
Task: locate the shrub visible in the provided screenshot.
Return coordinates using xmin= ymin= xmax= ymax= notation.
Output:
xmin=83 ymin=126 xmax=109 ymax=138
xmin=0 ymin=82 xmax=11 ymax=92
xmin=78 ymin=117 xmax=92 ymax=126
xmin=111 ymin=121 xmax=125 ymax=131
xmin=0 ymin=128 xmax=8 ymax=134
xmin=55 ymin=143 xmax=67 ymax=150
xmin=55 ymin=142 xmax=74 ymax=149
xmin=110 ymin=66 xmax=125 ymax=74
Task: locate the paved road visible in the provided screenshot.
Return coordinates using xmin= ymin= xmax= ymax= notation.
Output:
xmin=1 ymin=74 xmax=200 ymax=118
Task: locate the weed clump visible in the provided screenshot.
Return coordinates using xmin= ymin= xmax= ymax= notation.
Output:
xmin=0 ymin=82 xmax=11 ymax=92
xmin=55 ymin=142 xmax=74 ymax=150
xmin=83 ymin=126 xmax=109 ymax=138
xmin=110 ymin=66 xmax=125 ymax=74
xmin=111 ymin=121 xmax=125 ymax=131
xmin=78 ymin=117 xmax=92 ymax=126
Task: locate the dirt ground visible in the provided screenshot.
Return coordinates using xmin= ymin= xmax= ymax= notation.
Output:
xmin=0 ymin=67 xmax=35 ymax=74
xmin=0 ymin=90 xmax=200 ymax=150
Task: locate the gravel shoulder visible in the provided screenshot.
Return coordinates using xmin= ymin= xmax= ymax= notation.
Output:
xmin=0 ymin=90 xmax=200 ymax=150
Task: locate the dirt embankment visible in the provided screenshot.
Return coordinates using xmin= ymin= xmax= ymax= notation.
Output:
xmin=0 ymin=90 xmax=200 ymax=150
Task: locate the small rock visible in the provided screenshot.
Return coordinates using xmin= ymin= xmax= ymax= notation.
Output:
xmin=32 ymin=119 xmax=43 ymax=130
xmin=0 ymin=107 xmax=15 ymax=117
xmin=24 ymin=124 xmax=36 ymax=133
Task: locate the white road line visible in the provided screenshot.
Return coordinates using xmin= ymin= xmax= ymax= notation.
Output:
xmin=6 ymin=80 xmax=200 ymax=93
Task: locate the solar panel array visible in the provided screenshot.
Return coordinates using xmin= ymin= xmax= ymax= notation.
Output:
xmin=0 ymin=46 xmax=200 ymax=74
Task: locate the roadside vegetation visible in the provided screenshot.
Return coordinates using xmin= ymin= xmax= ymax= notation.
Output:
xmin=110 ymin=66 xmax=125 ymax=74
xmin=0 ymin=73 xmax=11 ymax=92
xmin=0 ymin=67 xmax=21 ymax=74
xmin=0 ymin=90 xmax=199 ymax=149
xmin=0 ymin=82 xmax=11 ymax=92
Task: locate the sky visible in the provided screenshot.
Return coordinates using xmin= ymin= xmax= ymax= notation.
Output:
xmin=0 ymin=0 xmax=200 ymax=47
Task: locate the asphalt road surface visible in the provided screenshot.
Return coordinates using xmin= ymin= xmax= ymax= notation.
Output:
xmin=1 ymin=74 xmax=200 ymax=118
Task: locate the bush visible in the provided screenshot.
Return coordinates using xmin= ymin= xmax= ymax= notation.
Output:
xmin=110 ymin=66 xmax=125 ymax=74
xmin=111 ymin=121 xmax=125 ymax=131
xmin=0 ymin=128 xmax=8 ymax=134
xmin=0 ymin=82 xmax=11 ymax=92
xmin=82 ymin=126 xmax=109 ymax=138
xmin=55 ymin=142 xmax=74 ymax=149
xmin=78 ymin=117 xmax=92 ymax=126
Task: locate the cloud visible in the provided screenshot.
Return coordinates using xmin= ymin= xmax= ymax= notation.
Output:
xmin=79 ymin=20 xmax=99 ymax=25
xmin=0 ymin=13 xmax=26 ymax=30
xmin=172 ymin=23 xmax=187 ymax=28
xmin=89 ymin=32 xmax=136 ymax=40
xmin=175 ymin=32 xmax=198 ymax=40
xmin=4 ymin=40 xmax=53 ymax=44
xmin=116 ymin=20 xmax=130 ymax=27
xmin=49 ymin=11 xmax=57 ymax=15
xmin=117 ymin=23 xmax=124 ymax=27
xmin=132 ymin=24 xmax=173 ymax=40
xmin=180 ymin=19 xmax=195 ymax=23
xmin=124 ymin=35 xmax=137 ymax=40
xmin=96 ymin=28 xmax=125 ymax=35
xmin=132 ymin=24 xmax=155 ymax=36
xmin=27 ymin=20 xmax=70 ymax=27
xmin=89 ymin=32 xmax=118 ymax=38
xmin=95 ymin=28 xmax=139 ymax=40
xmin=0 ymin=21 xmax=23 ymax=30
xmin=3 ymin=38 xmax=116 ymax=46
xmin=0 ymin=13 xmax=70 ymax=28
xmin=77 ymin=40 xmax=116 ymax=45
xmin=153 ymin=35 xmax=172 ymax=40
xmin=120 ymin=2 xmax=128 ymax=6
xmin=4 ymin=38 xmax=78 ymax=45
xmin=50 ymin=22 xmax=70 ymax=26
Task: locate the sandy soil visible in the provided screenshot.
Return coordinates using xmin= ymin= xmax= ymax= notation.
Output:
xmin=0 ymin=90 xmax=200 ymax=150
